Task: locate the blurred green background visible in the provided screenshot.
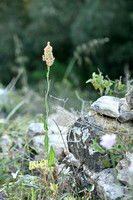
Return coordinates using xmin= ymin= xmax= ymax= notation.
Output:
xmin=0 ymin=0 xmax=133 ymax=90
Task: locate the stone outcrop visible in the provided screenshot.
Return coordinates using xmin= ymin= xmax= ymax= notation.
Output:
xmin=116 ymin=152 xmax=133 ymax=186
xmin=91 ymin=95 xmax=133 ymax=123
xmin=27 ymin=123 xmax=69 ymax=161
xmin=67 ymin=113 xmax=133 ymax=172
xmin=67 ymin=92 xmax=133 ymax=199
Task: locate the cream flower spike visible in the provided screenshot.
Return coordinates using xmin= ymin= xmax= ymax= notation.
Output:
xmin=42 ymin=41 xmax=55 ymax=67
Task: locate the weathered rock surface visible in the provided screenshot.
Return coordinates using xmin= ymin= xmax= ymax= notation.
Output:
xmin=116 ymin=152 xmax=133 ymax=186
xmin=56 ymin=163 xmax=73 ymax=194
xmin=67 ymin=114 xmax=133 ymax=172
xmin=119 ymin=98 xmax=133 ymax=122
xmin=67 ymin=102 xmax=133 ymax=199
xmin=60 ymin=154 xmax=131 ymax=199
xmin=63 ymin=153 xmax=81 ymax=168
xmin=26 ymin=106 xmax=77 ymax=160
xmin=91 ymin=95 xmax=133 ymax=122
xmin=48 ymin=105 xmax=77 ymax=127
xmin=32 ymin=133 xmax=68 ymax=161
xmin=27 ymin=123 xmax=45 ymax=137
xmin=27 ymin=122 xmax=69 ymax=161
xmin=26 ymin=100 xmax=133 ymax=199
xmin=126 ymin=88 xmax=133 ymax=110
xmin=84 ymin=166 xmax=130 ymax=200
xmin=67 ymin=115 xmax=111 ymax=172
xmin=27 ymin=123 xmax=68 ymax=137
xmin=91 ymin=96 xmax=120 ymax=118
xmin=0 ymin=134 xmax=11 ymax=152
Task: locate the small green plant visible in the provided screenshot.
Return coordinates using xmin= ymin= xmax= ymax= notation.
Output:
xmin=41 ymin=42 xmax=55 ymax=165
xmin=86 ymin=71 xmax=125 ymax=96
xmin=29 ymin=42 xmax=57 ymax=199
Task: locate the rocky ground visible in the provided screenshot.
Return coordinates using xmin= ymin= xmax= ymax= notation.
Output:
xmin=0 ymin=87 xmax=133 ymax=199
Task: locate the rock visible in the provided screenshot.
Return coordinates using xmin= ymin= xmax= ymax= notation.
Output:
xmin=119 ymin=98 xmax=133 ymax=122
xmin=63 ymin=153 xmax=81 ymax=168
xmin=116 ymin=152 xmax=133 ymax=186
xmin=27 ymin=123 xmax=68 ymax=138
xmin=84 ymin=166 xmax=130 ymax=200
xmin=48 ymin=105 xmax=77 ymax=127
xmin=0 ymin=134 xmax=11 ymax=152
xmin=67 ymin=113 xmax=133 ymax=172
xmin=66 ymin=93 xmax=133 ymax=199
xmin=47 ymin=124 xmax=68 ymax=136
xmin=56 ymin=163 xmax=73 ymax=194
xmin=67 ymin=115 xmax=111 ymax=172
xmin=94 ymin=113 xmax=133 ymax=135
xmin=91 ymin=96 xmax=120 ymax=118
xmin=91 ymin=96 xmax=133 ymax=122
xmin=126 ymin=88 xmax=133 ymax=110
xmin=32 ymin=132 xmax=68 ymax=161
xmin=27 ymin=122 xmax=69 ymax=161
xmin=27 ymin=123 xmax=45 ymax=137
xmin=57 ymin=163 xmax=70 ymax=176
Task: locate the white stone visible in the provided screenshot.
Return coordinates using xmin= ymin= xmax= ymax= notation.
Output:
xmin=84 ymin=166 xmax=129 ymax=200
xmin=91 ymin=96 xmax=120 ymax=118
xmin=32 ymin=133 xmax=68 ymax=161
xmin=119 ymin=98 xmax=133 ymax=122
xmin=96 ymin=169 xmax=128 ymax=200
xmin=48 ymin=105 xmax=77 ymax=127
xmin=0 ymin=134 xmax=11 ymax=152
xmin=116 ymin=152 xmax=133 ymax=186
xmin=27 ymin=123 xmax=45 ymax=137
xmin=63 ymin=153 xmax=81 ymax=168
xmin=27 ymin=123 xmax=68 ymax=137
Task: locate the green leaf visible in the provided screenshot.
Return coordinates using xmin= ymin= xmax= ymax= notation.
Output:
xmin=9 ymin=142 xmax=15 ymax=150
xmin=88 ymin=184 xmax=95 ymax=192
xmin=44 ymin=133 xmax=49 ymax=152
xmin=86 ymin=78 xmax=92 ymax=83
xmin=48 ymin=146 xmax=55 ymax=166
xmin=42 ymin=117 xmax=48 ymax=131
xmin=103 ymin=157 xmax=111 ymax=168
xmin=59 ymin=193 xmax=71 ymax=199
xmin=128 ymin=143 xmax=133 ymax=152
xmin=31 ymin=188 xmax=36 ymax=200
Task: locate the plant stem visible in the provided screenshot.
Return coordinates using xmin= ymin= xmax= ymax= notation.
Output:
xmin=45 ymin=66 xmax=50 ymax=124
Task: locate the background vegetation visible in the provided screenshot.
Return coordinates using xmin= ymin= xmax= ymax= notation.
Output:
xmin=0 ymin=0 xmax=133 ymax=90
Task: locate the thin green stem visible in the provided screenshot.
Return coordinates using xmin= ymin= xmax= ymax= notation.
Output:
xmin=45 ymin=66 xmax=50 ymax=124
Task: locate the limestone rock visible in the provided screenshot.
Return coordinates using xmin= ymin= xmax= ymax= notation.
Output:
xmin=0 ymin=135 xmax=11 ymax=152
xmin=63 ymin=153 xmax=81 ymax=168
xmin=27 ymin=121 xmax=69 ymax=161
xmin=67 ymin=116 xmax=111 ymax=172
xmin=91 ymin=96 xmax=133 ymax=122
xmin=48 ymin=105 xmax=77 ymax=127
xmin=67 ymin=114 xmax=133 ymax=172
xmin=32 ymin=133 xmax=68 ymax=161
xmin=119 ymin=98 xmax=133 ymax=122
xmin=27 ymin=123 xmax=45 ymax=137
xmin=84 ymin=166 xmax=129 ymax=200
xmin=126 ymin=88 xmax=133 ymax=110
xmin=27 ymin=123 xmax=45 ymax=138
xmin=66 ymin=93 xmax=133 ymax=199
xmin=56 ymin=163 xmax=73 ymax=194
xmin=91 ymin=96 xmax=120 ymax=118
xmin=27 ymin=123 xmax=68 ymax=138
xmin=116 ymin=152 xmax=133 ymax=186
